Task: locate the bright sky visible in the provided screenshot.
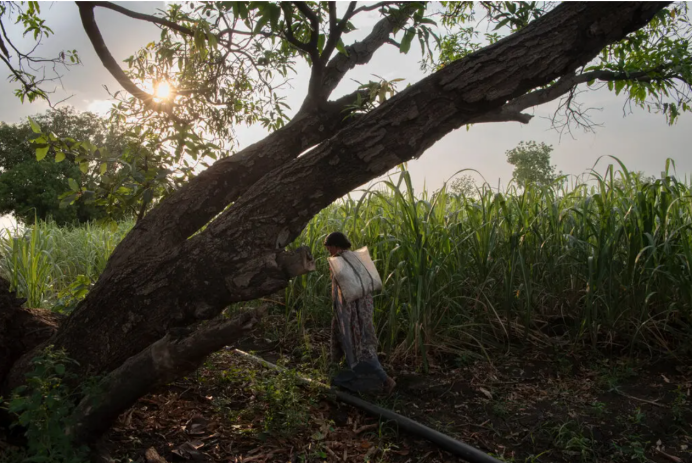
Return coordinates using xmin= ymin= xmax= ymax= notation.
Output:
xmin=0 ymin=1 xmax=691 ymax=208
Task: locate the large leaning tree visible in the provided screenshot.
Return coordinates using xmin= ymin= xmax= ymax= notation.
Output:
xmin=1 ymin=0 xmax=691 ymax=446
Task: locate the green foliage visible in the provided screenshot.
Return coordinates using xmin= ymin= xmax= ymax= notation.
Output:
xmin=0 ymin=2 xmax=80 ymax=103
xmin=0 ymin=219 xmax=55 ymax=308
xmin=251 ymin=366 xmax=310 ymax=436
xmin=10 ymin=3 xmax=439 ymax=224
xmin=587 ymin=4 xmax=692 ymax=124
xmin=551 ymin=420 xmax=595 ymax=462
xmin=671 ymin=385 xmax=690 ymax=426
xmin=0 ymin=107 xmax=136 ymax=225
xmin=506 ymin=141 xmax=559 ymax=186
xmin=0 ymin=157 xmax=105 ymax=226
xmin=431 ymin=2 xmax=691 ymax=125
xmin=51 ymin=274 xmax=91 ymax=315
xmin=342 ymin=76 xmax=406 ymax=118
xmin=449 ymin=173 xmax=478 ymax=197
xmin=0 ymin=219 xmax=133 ymax=308
xmin=25 ymin=108 xmax=174 ymax=221
xmin=18 ymin=2 xmax=435 ymax=192
xmin=2 ymin=346 xmax=89 ymax=463
xmin=217 ymin=363 xmax=311 ymax=437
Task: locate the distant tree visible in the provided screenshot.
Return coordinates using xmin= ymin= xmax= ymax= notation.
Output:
xmin=0 ymin=153 xmax=105 ymax=225
xmin=0 ymin=107 xmax=128 ymax=225
xmin=506 ymin=141 xmax=559 ymax=186
xmin=449 ymin=174 xmax=477 ymax=197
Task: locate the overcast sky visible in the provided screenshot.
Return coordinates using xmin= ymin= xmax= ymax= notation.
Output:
xmin=1 ymin=1 xmax=691 ymax=201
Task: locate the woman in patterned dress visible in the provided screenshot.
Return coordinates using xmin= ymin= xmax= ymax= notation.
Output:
xmin=324 ymin=232 xmax=396 ymax=393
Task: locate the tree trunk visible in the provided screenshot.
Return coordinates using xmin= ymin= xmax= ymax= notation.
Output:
xmin=1 ymin=1 xmax=667 ymax=441
xmin=0 ymin=277 xmax=63 ymax=385
xmin=67 ymin=308 xmax=266 ymax=444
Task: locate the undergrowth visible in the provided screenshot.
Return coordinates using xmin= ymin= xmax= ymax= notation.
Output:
xmin=1 ymin=346 xmax=90 ymax=463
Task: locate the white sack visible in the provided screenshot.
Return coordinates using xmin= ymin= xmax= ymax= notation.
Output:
xmin=328 ymin=247 xmax=383 ymax=303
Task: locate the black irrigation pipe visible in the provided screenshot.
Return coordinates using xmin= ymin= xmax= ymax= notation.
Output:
xmin=233 ymin=349 xmax=502 ymax=463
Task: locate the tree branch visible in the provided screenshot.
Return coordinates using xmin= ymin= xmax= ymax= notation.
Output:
xmin=469 ymin=110 xmax=534 ymax=124
xmin=293 ymin=1 xmax=320 ymax=49
xmin=328 ymin=2 xmax=337 ymax=33
xmin=67 ymin=308 xmax=266 ymax=444
xmin=89 ymin=1 xmax=195 ymax=37
xmin=321 ymin=2 xmax=357 ymax=66
xmin=469 ymin=67 xmax=676 ymax=125
xmin=529 ymin=67 xmax=677 ymax=109
xmin=318 ymin=5 xmax=416 ymax=101
xmin=351 ymin=1 xmax=402 ymax=16
xmin=76 ymin=2 xmax=165 ymax=112
xmin=0 ymin=25 xmax=12 ymax=58
xmin=280 ymin=2 xmax=318 ymax=59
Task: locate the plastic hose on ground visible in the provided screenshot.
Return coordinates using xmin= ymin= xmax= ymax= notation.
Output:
xmin=233 ymin=349 xmax=502 ymax=463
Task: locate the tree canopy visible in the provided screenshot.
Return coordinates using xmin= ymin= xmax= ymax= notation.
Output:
xmin=1 ymin=2 xmax=690 ymax=200
xmin=449 ymin=173 xmax=478 ymax=197
xmin=0 ymin=108 xmax=126 ymax=225
xmin=506 ymin=141 xmax=559 ymax=186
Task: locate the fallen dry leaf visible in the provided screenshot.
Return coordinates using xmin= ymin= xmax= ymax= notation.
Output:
xmin=185 ymin=415 xmax=209 ymax=436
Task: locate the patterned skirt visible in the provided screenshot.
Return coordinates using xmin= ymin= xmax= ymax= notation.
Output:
xmin=330 ymin=277 xmax=387 ymax=382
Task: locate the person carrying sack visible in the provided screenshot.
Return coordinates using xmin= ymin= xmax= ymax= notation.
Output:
xmin=324 ymin=232 xmax=396 ymax=393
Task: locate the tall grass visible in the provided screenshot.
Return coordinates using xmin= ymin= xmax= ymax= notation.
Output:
xmin=286 ymin=159 xmax=692 ymax=362
xmin=0 ymin=220 xmax=133 ymax=308
xmin=0 ymin=159 xmax=690 ymax=362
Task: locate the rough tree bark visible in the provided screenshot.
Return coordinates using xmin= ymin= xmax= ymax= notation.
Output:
xmin=67 ymin=308 xmax=265 ymax=444
xmin=0 ymin=277 xmax=63 ymax=384
xmin=1 ymin=1 xmax=668 ymax=443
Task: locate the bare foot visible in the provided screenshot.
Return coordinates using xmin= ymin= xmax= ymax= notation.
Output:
xmin=384 ymin=376 xmax=396 ymax=394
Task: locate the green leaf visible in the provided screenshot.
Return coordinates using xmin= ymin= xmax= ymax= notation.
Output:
xmin=267 ymin=3 xmax=281 ymax=29
xmin=207 ymin=31 xmax=218 ymax=48
xmin=79 ymin=162 xmax=89 ymax=174
xmin=100 ymin=162 xmax=108 ymax=175
xmin=68 ymin=178 xmax=79 ymax=191
xmin=336 ymin=39 xmax=348 ymax=56
xmin=59 ymin=194 xmax=78 ymax=209
xmin=254 ymin=15 xmax=269 ymax=34
xmin=614 ymin=80 xmax=626 ymax=95
xmin=143 ymin=188 xmax=154 ymax=204
xmin=55 ymin=364 xmax=65 ymax=375
xmin=237 ymin=1 xmax=248 ymax=19
xmin=28 ymin=117 xmax=41 ymax=133
xmin=36 ymin=146 xmax=49 ymax=161
xmin=400 ymin=27 xmax=416 ymax=54
xmin=55 ymin=151 xmax=66 ymax=163
xmin=494 ymin=18 xmax=510 ymax=31
xmin=417 ymin=17 xmax=437 ymax=26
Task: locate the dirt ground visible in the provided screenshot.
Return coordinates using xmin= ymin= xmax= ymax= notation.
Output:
xmin=102 ymin=317 xmax=692 ymax=463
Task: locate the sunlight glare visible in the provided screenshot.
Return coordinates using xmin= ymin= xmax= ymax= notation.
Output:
xmin=155 ymin=81 xmax=172 ymax=100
